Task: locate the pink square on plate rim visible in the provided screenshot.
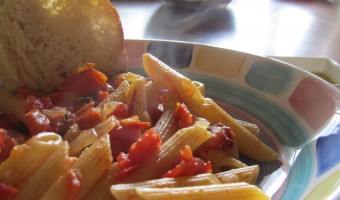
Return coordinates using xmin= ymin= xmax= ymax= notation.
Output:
xmin=289 ymin=77 xmax=337 ymax=131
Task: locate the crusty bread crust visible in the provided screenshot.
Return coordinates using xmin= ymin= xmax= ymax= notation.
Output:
xmin=0 ymin=0 xmax=127 ymax=92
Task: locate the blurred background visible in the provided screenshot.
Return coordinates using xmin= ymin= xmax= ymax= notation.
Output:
xmin=112 ymin=0 xmax=340 ymax=64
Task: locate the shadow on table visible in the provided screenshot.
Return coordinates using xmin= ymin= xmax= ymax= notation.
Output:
xmin=144 ymin=2 xmax=236 ymax=42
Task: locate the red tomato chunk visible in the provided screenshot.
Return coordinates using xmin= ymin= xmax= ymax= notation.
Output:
xmin=0 ymin=129 xmax=17 ymax=162
xmin=197 ymin=123 xmax=235 ymax=153
xmin=0 ymin=182 xmax=18 ymax=200
xmin=115 ymin=129 xmax=161 ymax=180
xmin=163 ymin=145 xmax=212 ymax=178
xmin=173 ymin=103 xmax=193 ymax=129
xmin=25 ymin=109 xmax=51 ymax=135
xmin=54 ymin=63 xmax=108 ymax=106
xmin=65 ymin=169 xmax=82 ymax=200
xmin=24 ymin=95 xmax=53 ymax=112
xmin=77 ymin=107 xmax=101 ymax=130
xmin=109 ymin=117 xmax=150 ymax=160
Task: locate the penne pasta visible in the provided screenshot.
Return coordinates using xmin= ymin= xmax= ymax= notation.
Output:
xmin=111 ymin=173 xmax=221 ymax=200
xmin=0 ymin=132 xmax=63 ymax=186
xmin=193 ymin=80 xmax=205 ymax=97
xmin=83 ymin=163 xmax=120 ymax=200
xmin=135 ymin=182 xmax=270 ymax=200
xmin=14 ymin=141 xmax=74 ymax=200
xmin=97 ymin=80 xmax=130 ymax=108
xmin=63 ymin=124 xmax=82 ymax=143
xmin=145 ymin=81 xmax=162 ymax=111
xmin=69 ymin=115 xmax=118 ymax=156
xmin=200 ymin=149 xmax=248 ymax=173
xmin=125 ymin=77 xmax=151 ymax=122
xmin=153 ymin=104 xmax=178 ymax=142
xmin=41 ymin=134 xmax=113 ymax=200
xmin=143 ymin=53 xmax=278 ymax=161
xmin=118 ymin=72 xmax=144 ymax=83
xmin=215 ymin=165 xmax=260 ymax=184
xmin=235 ymin=119 xmax=260 ymax=137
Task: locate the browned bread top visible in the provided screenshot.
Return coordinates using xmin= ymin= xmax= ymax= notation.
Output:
xmin=0 ymin=0 xmax=127 ymax=93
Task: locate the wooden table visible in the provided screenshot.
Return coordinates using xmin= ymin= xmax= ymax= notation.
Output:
xmin=113 ymin=0 xmax=340 ymax=64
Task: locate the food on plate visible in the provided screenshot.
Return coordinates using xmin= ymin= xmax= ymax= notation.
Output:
xmin=0 ymin=0 xmax=276 ymax=199
xmin=0 ymin=0 xmax=127 ymax=93
xmin=0 ymin=54 xmax=274 ymax=199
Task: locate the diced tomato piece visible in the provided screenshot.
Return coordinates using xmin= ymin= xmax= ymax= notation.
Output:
xmin=109 ymin=117 xmax=150 ymax=160
xmin=25 ymin=109 xmax=51 ymax=135
xmin=96 ymin=91 xmax=109 ymax=105
xmin=65 ymin=169 xmax=82 ymax=200
xmin=0 ymin=129 xmax=17 ymax=163
xmin=60 ymin=64 xmax=108 ymax=94
xmin=114 ymin=129 xmax=161 ymax=180
xmin=102 ymin=102 xmax=129 ymax=120
xmin=197 ymin=123 xmax=235 ymax=153
xmin=24 ymin=95 xmax=53 ymax=112
xmin=162 ymin=145 xmax=212 ymax=178
xmin=55 ymin=64 xmax=108 ymax=106
xmin=119 ymin=116 xmax=150 ymax=129
xmin=77 ymin=107 xmax=101 ymax=130
xmin=110 ymin=103 xmax=129 ymax=120
xmin=0 ymin=182 xmax=17 ymax=200
xmin=173 ymin=103 xmax=193 ymax=129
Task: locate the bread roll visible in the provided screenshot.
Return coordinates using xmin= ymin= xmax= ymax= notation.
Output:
xmin=0 ymin=0 xmax=127 ymax=93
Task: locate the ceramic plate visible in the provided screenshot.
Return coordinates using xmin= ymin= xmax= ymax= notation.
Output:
xmin=124 ymin=39 xmax=340 ymax=200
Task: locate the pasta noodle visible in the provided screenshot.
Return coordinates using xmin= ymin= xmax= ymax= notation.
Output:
xmin=40 ymin=134 xmax=112 ymax=200
xmin=111 ymin=173 xmax=221 ymax=200
xmin=0 ymin=132 xmax=63 ymax=186
xmin=235 ymin=119 xmax=260 ymax=137
xmin=83 ymin=163 xmax=119 ymax=200
xmin=153 ymin=104 xmax=178 ymax=142
xmin=14 ymin=141 xmax=72 ymax=200
xmin=125 ymin=77 xmax=151 ymax=122
xmin=69 ymin=116 xmax=118 ymax=156
xmin=135 ymin=182 xmax=270 ymax=200
xmin=215 ymin=165 xmax=260 ymax=184
xmin=97 ymin=80 xmax=130 ymax=108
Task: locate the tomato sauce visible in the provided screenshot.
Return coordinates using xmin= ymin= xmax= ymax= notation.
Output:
xmin=109 ymin=117 xmax=150 ymax=159
xmin=163 ymin=145 xmax=212 ymax=178
xmin=197 ymin=123 xmax=235 ymax=153
xmin=173 ymin=103 xmax=193 ymax=129
xmin=65 ymin=169 xmax=82 ymax=200
xmin=0 ymin=129 xmax=17 ymax=162
xmin=114 ymin=129 xmax=161 ymax=180
xmin=25 ymin=109 xmax=52 ymax=135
